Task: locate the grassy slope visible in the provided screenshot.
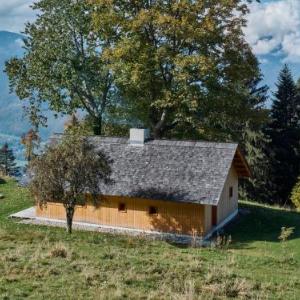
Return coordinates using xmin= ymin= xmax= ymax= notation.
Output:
xmin=0 ymin=179 xmax=300 ymax=299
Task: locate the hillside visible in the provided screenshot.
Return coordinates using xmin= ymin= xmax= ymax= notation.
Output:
xmin=0 ymin=179 xmax=299 ymax=299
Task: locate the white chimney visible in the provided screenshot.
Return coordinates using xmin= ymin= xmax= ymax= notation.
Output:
xmin=130 ymin=128 xmax=150 ymax=146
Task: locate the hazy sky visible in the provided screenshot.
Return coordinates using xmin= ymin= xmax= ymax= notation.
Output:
xmin=1 ymin=0 xmax=300 ymax=91
xmin=0 ymin=1 xmax=35 ymax=33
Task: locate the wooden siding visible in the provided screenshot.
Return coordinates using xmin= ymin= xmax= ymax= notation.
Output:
xmin=35 ymin=163 xmax=240 ymax=237
xmin=217 ymin=166 xmax=239 ymax=224
xmin=204 ymin=205 xmax=212 ymax=234
xmin=36 ymin=196 xmax=206 ymax=236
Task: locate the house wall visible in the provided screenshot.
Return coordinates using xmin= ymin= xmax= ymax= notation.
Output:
xmin=35 ymin=165 xmax=239 ymax=237
xmin=36 ymin=196 xmax=207 ymax=236
xmin=217 ymin=166 xmax=239 ymax=224
xmin=202 ymin=166 xmax=238 ymax=235
xmin=204 ymin=205 xmax=212 ymax=234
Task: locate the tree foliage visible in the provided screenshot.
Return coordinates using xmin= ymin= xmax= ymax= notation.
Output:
xmin=271 ymin=65 xmax=300 ymax=129
xmin=6 ymin=0 xmax=265 ymax=141
xmin=265 ymin=65 xmax=300 ymax=205
xmin=93 ymin=0 xmax=263 ymax=139
xmin=238 ymin=75 xmax=270 ymax=201
xmin=0 ymin=144 xmax=20 ymax=177
xmin=5 ymin=0 xmax=118 ymax=135
xmin=291 ymin=177 xmax=300 ymax=210
xmin=240 ymin=123 xmax=270 ymax=201
xmin=64 ymin=114 xmax=130 ymax=137
xmin=29 ymin=134 xmax=112 ymax=233
xmin=21 ymin=129 xmax=40 ymax=162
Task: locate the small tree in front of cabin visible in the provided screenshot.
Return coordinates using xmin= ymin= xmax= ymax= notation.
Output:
xmin=29 ymin=135 xmax=112 ymax=233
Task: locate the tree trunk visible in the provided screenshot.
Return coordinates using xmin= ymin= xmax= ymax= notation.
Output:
xmin=153 ymin=126 xmax=163 ymax=139
xmin=66 ymin=205 xmax=75 ymax=234
xmin=92 ymin=116 xmax=102 ymax=136
xmin=153 ymin=110 xmax=167 ymax=139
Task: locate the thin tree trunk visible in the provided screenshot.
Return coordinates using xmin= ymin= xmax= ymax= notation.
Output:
xmin=153 ymin=110 xmax=167 ymax=139
xmin=66 ymin=205 xmax=75 ymax=234
xmin=92 ymin=116 xmax=102 ymax=136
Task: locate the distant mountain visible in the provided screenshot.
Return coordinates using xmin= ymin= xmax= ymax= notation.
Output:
xmin=0 ymin=31 xmax=29 ymax=136
xmin=0 ymin=31 xmax=65 ymax=162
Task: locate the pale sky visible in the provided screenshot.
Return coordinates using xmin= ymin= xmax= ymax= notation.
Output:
xmin=0 ymin=1 xmax=35 ymax=33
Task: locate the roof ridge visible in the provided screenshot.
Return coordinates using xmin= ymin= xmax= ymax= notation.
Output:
xmin=147 ymin=140 xmax=238 ymax=148
xmin=88 ymin=136 xmax=238 ymax=148
xmin=53 ymin=133 xmax=238 ymax=148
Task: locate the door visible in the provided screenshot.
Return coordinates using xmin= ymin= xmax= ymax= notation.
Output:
xmin=212 ymin=206 xmax=217 ymax=227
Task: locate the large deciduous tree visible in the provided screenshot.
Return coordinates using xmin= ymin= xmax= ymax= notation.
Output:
xmin=29 ymin=135 xmax=112 ymax=233
xmin=93 ymin=0 xmax=263 ymax=139
xmin=5 ymin=0 xmax=117 ymax=135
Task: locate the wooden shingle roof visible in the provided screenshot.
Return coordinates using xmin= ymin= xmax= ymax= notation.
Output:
xmin=86 ymin=136 xmax=250 ymax=206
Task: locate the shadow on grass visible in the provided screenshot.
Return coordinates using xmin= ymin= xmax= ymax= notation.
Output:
xmin=223 ymin=202 xmax=300 ymax=249
xmin=0 ymin=177 xmax=6 ymax=184
xmin=148 ymin=201 xmax=300 ymax=249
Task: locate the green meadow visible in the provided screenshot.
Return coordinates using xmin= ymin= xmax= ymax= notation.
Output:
xmin=0 ymin=179 xmax=299 ymax=299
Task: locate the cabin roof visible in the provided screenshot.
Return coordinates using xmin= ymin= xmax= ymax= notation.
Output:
xmin=51 ymin=134 xmax=250 ymax=205
xmin=80 ymin=136 xmax=251 ymax=206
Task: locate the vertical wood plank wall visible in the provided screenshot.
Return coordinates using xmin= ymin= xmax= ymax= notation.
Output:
xmin=204 ymin=205 xmax=212 ymax=234
xmin=217 ymin=166 xmax=239 ymax=224
xmin=36 ymin=197 xmax=206 ymax=236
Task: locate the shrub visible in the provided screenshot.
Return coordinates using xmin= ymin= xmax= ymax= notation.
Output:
xmin=291 ymin=177 xmax=300 ymax=210
xmin=213 ymin=235 xmax=232 ymax=249
xmin=278 ymin=227 xmax=294 ymax=242
xmin=50 ymin=244 xmax=68 ymax=258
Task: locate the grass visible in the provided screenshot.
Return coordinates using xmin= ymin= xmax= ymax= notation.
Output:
xmin=0 ymin=179 xmax=300 ymax=299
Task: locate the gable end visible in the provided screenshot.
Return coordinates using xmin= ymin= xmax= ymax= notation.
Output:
xmin=233 ymin=147 xmax=251 ymax=178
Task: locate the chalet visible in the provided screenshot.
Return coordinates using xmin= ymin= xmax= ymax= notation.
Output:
xmin=36 ymin=129 xmax=251 ymax=240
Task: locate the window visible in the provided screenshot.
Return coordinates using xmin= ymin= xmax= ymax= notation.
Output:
xmin=118 ymin=203 xmax=127 ymax=212
xmin=229 ymin=187 xmax=233 ymax=198
xmin=149 ymin=206 xmax=158 ymax=215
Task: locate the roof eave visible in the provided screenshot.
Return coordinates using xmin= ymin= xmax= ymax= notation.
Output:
xmin=233 ymin=147 xmax=252 ymax=179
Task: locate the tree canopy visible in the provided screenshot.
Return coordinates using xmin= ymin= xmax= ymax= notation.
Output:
xmin=265 ymin=65 xmax=300 ymax=205
xmin=6 ymin=0 xmax=265 ymax=140
xmin=270 ymin=65 xmax=300 ymax=129
xmin=21 ymin=129 xmax=40 ymax=162
xmin=5 ymin=0 xmax=117 ymax=135
xmin=93 ymin=0 xmax=264 ymax=139
xmin=29 ymin=134 xmax=112 ymax=233
xmin=0 ymin=144 xmax=19 ymax=177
